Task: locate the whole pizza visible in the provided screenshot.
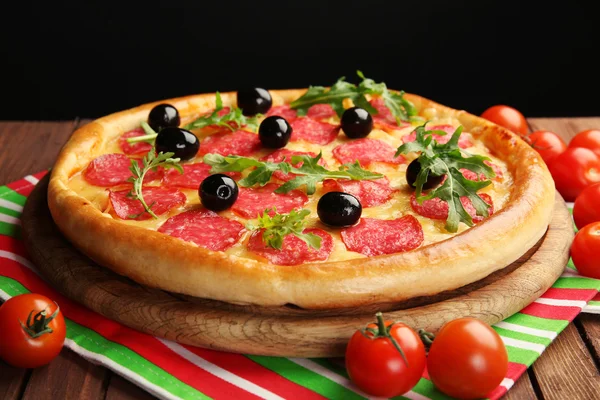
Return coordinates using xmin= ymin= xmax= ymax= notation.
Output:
xmin=48 ymin=72 xmax=555 ymax=309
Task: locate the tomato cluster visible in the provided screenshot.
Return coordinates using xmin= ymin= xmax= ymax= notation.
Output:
xmin=346 ymin=314 xmax=508 ymax=399
xmin=481 ymin=105 xmax=600 ymax=283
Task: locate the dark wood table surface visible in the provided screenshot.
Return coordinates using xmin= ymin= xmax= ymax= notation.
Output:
xmin=1 ymin=118 xmax=600 ymax=399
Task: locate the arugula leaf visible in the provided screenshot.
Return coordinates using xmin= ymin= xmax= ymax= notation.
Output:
xmin=396 ymin=124 xmax=495 ymax=232
xmin=126 ymin=121 xmax=159 ymax=145
xmin=290 ymin=77 xmax=369 ymax=118
xmin=289 ymin=71 xmax=417 ymax=124
xmin=183 ymin=92 xmax=261 ymax=132
xmin=203 ymin=152 xmax=383 ymax=194
xmin=203 ymin=154 xmax=288 ymax=187
xmin=126 ymin=149 xmax=183 ymax=219
xmin=276 ymin=155 xmax=383 ymax=195
xmin=246 ymin=208 xmax=321 ymax=250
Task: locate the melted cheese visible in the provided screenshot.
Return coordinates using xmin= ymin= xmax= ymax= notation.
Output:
xmin=68 ymin=111 xmax=513 ymax=264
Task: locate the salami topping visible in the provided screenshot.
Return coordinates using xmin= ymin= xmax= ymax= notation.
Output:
xmin=162 ymin=163 xmax=239 ymax=189
xmin=84 ymin=154 xmax=163 ymax=187
xmin=232 ymin=183 xmax=309 ymax=219
xmin=109 ymin=186 xmax=186 ymax=220
xmin=247 ymin=228 xmax=333 ymax=265
xmin=460 ymin=161 xmax=503 ymax=182
xmin=260 ymin=149 xmax=326 ymax=182
xmin=119 ymin=128 xmax=153 ymax=155
xmin=341 ymin=216 xmax=424 ymax=256
xmin=306 ymin=104 xmax=336 ymax=120
xmin=369 ymin=98 xmax=410 ymax=130
xmin=290 ymin=118 xmax=339 ymax=145
xmin=402 ymin=124 xmax=473 ymax=149
xmin=322 ymin=177 xmax=395 ymax=207
xmin=197 ymin=130 xmax=261 ymax=157
xmin=410 ymin=193 xmax=494 ymax=223
xmin=158 ymin=209 xmax=244 ymax=251
xmin=486 ymin=160 xmax=504 ymax=179
xmin=265 ymin=105 xmax=298 ymax=121
xmin=332 ymin=138 xmax=404 ymax=165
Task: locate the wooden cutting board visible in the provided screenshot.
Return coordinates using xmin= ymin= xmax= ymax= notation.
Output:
xmin=21 ymin=175 xmax=573 ymax=357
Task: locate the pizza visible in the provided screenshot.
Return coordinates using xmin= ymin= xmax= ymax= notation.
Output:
xmin=47 ymin=73 xmax=555 ymax=309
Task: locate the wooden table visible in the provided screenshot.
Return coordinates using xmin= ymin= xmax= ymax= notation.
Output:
xmin=1 ymin=118 xmax=600 ymax=399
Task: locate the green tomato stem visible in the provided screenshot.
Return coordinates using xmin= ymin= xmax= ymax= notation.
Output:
xmin=19 ymin=305 xmax=60 ymax=339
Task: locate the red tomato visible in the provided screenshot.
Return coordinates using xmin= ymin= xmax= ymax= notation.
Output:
xmin=526 ymin=130 xmax=567 ymax=165
xmin=548 ymin=147 xmax=600 ymax=202
xmin=346 ymin=313 xmax=426 ymax=397
xmin=573 ymin=183 xmax=600 ymax=230
xmin=571 ymin=222 xmax=600 ymax=279
xmin=0 ymin=294 xmax=66 ymax=368
xmin=569 ymin=129 xmax=600 ymax=157
xmin=481 ymin=105 xmax=528 ymax=136
xmin=427 ymin=317 xmax=508 ymax=399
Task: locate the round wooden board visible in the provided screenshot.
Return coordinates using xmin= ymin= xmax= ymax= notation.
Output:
xmin=22 ymin=175 xmax=573 ymax=357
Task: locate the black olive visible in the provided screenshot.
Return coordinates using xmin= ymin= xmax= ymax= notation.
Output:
xmin=317 ymin=192 xmax=362 ymax=227
xmin=237 ymin=88 xmax=272 ymax=116
xmin=200 ymin=174 xmax=239 ymax=211
xmin=406 ymin=158 xmax=444 ymax=190
xmin=341 ymin=107 xmax=373 ymax=139
xmin=155 ymin=127 xmax=199 ymax=161
xmin=148 ymin=104 xmax=180 ymax=132
xmin=258 ymin=116 xmax=292 ymax=148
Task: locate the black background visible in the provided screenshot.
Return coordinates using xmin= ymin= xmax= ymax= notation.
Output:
xmin=2 ymin=1 xmax=598 ymax=120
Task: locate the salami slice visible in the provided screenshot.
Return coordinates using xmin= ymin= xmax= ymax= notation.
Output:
xmin=162 ymin=163 xmax=239 ymax=189
xmin=402 ymin=124 xmax=473 ymax=149
xmin=84 ymin=154 xmax=163 ymax=187
xmin=197 ymin=130 xmax=261 ymax=157
xmin=290 ymin=118 xmax=339 ymax=145
xmin=332 ymin=138 xmax=404 ymax=165
xmin=119 ymin=128 xmax=153 ymax=155
xmin=322 ymin=177 xmax=395 ymax=207
xmin=307 ymin=104 xmax=336 ymax=120
xmin=265 ymin=105 xmax=298 ymax=121
xmin=232 ymin=183 xmax=309 ymax=219
xmin=369 ymin=98 xmax=410 ymax=131
xmin=109 ymin=186 xmax=186 ymax=220
xmin=341 ymin=216 xmax=424 ymax=256
xmin=260 ymin=149 xmax=326 ymax=182
xmin=410 ymin=193 xmax=494 ymax=223
xmin=486 ymin=160 xmax=504 ymax=179
xmin=247 ymin=228 xmax=333 ymax=265
xmin=460 ymin=161 xmax=503 ymax=182
xmin=158 ymin=208 xmax=244 ymax=251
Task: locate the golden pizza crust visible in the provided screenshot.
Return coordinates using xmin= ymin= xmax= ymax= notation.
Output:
xmin=47 ymin=90 xmax=555 ymax=309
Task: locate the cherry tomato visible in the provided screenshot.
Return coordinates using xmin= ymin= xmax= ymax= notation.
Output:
xmin=573 ymin=183 xmax=600 ymax=230
xmin=548 ymin=147 xmax=600 ymax=202
xmin=427 ymin=317 xmax=508 ymax=399
xmin=346 ymin=313 xmax=426 ymax=397
xmin=0 ymin=293 xmax=66 ymax=368
xmin=526 ymin=130 xmax=567 ymax=165
xmin=481 ymin=105 xmax=528 ymax=136
xmin=571 ymin=222 xmax=600 ymax=279
xmin=569 ymin=129 xmax=600 ymax=157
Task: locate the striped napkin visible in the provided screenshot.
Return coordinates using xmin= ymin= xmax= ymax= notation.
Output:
xmin=1 ymin=171 xmax=599 ymax=400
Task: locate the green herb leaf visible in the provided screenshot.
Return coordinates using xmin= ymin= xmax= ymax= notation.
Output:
xmin=396 ymin=124 xmax=495 ymax=232
xmin=126 ymin=121 xmax=158 ymax=145
xmin=289 ymin=71 xmax=417 ymax=123
xmin=276 ymin=155 xmax=384 ymax=195
xmin=183 ymin=92 xmax=261 ymax=132
xmin=126 ymin=148 xmax=183 ymax=219
xmin=203 ymin=152 xmax=383 ymax=194
xmin=246 ymin=208 xmax=321 ymax=250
